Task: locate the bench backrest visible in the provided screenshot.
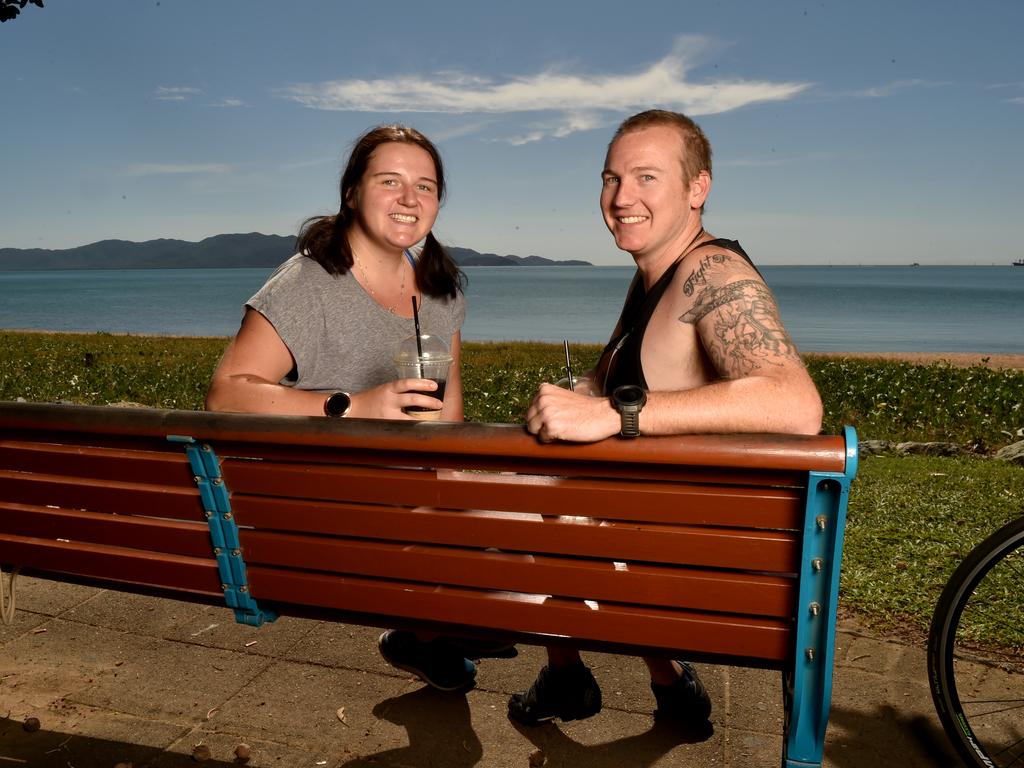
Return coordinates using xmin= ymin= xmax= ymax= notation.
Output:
xmin=0 ymin=402 xmax=857 ymax=669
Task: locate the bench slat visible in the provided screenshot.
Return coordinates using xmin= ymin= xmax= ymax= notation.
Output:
xmin=0 ymin=534 xmax=222 ymax=595
xmin=246 ymin=566 xmax=792 ymax=662
xmin=0 ymin=403 xmax=848 ymax=473
xmin=233 ymin=496 xmax=799 ymax=572
xmin=0 ymin=502 xmax=213 ymax=557
xmin=222 ymin=461 xmax=805 ymax=529
xmin=239 ymin=530 xmax=795 ymax=618
xmin=216 ymin=441 xmax=811 ymax=488
xmin=0 ymin=440 xmax=190 ymax=486
xmin=0 ymin=470 xmax=204 ymax=522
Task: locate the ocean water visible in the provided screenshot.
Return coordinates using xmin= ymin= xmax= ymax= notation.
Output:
xmin=0 ymin=265 xmax=1021 ymax=354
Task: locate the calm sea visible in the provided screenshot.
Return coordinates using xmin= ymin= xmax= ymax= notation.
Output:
xmin=0 ymin=265 xmax=1021 ymax=354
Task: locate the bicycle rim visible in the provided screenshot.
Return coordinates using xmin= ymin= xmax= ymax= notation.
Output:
xmin=928 ymin=516 xmax=1024 ymax=768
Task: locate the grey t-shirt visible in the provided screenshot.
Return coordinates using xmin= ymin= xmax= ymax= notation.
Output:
xmin=247 ymin=254 xmax=466 ymax=393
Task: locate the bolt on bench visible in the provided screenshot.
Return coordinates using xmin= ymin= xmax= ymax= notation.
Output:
xmin=0 ymin=401 xmax=857 ymax=768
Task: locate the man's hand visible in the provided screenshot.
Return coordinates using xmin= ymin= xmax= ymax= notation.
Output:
xmin=525 ymin=383 xmax=620 ymax=443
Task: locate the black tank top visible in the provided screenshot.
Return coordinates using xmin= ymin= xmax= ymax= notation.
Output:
xmin=595 ymin=238 xmax=757 ymax=394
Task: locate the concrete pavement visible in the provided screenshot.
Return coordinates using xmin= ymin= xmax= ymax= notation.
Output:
xmin=0 ymin=575 xmax=966 ymax=767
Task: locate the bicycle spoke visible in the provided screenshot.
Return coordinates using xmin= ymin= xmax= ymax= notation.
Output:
xmin=992 ymin=736 xmax=1024 ymax=767
xmin=960 ymin=699 xmax=1024 ymax=718
xmin=928 ymin=518 xmax=1024 ymax=768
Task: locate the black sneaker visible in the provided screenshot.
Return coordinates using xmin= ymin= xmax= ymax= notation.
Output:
xmin=378 ymin=630 xmax=476 ymax=692
xmin=651 ymin=661 xmax=711 ymax=723
xmin=446 ymin=637 xmax=519 ymax=661
xmin=507 ymin=663 xmax=602 ymax=726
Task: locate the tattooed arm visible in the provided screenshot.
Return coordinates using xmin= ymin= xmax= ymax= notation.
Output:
xmin=636 ymin=253 xmax=823 ymax=436
xmin=681 ymin=278 xmax=802 ymax=376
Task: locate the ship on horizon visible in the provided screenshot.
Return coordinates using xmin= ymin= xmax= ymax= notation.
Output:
xmin=1014 ymin=259 xmax=1024 ymax=266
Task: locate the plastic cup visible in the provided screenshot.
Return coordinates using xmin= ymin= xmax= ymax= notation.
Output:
xmin=556 ymin=375 xmax=593 ymax=394
xmin=394 ymin=334 xmax=452 ymax=421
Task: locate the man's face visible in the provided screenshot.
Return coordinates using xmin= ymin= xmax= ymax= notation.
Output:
xmin=600 ymin=125 xmax=705 ymax=261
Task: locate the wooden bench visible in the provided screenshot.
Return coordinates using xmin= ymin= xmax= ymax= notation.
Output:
xmin=0 ymin=401 xmax=857 ymax=768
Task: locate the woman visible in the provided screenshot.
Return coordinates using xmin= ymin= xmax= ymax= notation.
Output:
xmin=206 ymin=124 xmax=463 ymax=420
xmin=206 ymin=124 xmax=478 ymax=690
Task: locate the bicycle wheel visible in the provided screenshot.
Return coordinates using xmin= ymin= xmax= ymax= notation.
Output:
xmin=928 ymin=515 xmax=1024 ymax=768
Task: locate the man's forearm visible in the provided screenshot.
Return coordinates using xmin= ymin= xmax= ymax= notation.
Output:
xmin=637 ymin=374 xmax=823 ymax=436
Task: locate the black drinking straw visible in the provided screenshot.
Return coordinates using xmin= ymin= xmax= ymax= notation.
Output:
xmin=563 ymin=339 xmax=575 ymax=392
xmin=412 ymin=296 xmax=424 ymax=378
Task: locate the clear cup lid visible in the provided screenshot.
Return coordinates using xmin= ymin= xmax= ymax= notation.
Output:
xmin=394 ymin=334 xmax=452 ymax=364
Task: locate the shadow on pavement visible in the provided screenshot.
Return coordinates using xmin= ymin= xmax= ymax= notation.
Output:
xmin=827 ymin=703 xmax=965 ymax=767
xmin=0 ymin=716 xmax=236 ymax=768
xmin=340 ymin=686 xmax=483 ymax=767
xmin=341 ymin=686 xmax=710 ymax=768
xmin=510 ymin=717 xmax=711 ymax=768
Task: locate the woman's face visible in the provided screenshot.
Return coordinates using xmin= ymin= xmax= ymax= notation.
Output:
xmin=348 ymin=142 xmax=440 ymax=254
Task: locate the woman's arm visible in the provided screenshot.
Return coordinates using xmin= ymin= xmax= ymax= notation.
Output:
xmin=205 ymin=308 xmax=444 ymax=418
xmin=205 ymin=308 xmax=326 ymax=415
xmin=440 ymin=331 xmax=465 ymax=421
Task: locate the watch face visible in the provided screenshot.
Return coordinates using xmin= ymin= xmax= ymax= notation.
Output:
xmin=325 ymin=391 xmax=351 ymax=417
xmin=615 ymin=385 xmax=645 ymax=406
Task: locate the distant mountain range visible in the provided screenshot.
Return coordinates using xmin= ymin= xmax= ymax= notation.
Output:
xmin=0 ymin=233 xmax=591 ymax=270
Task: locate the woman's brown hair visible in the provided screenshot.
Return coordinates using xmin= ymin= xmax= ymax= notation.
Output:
xmin=296 ymin=124 xmax=464 ymax=299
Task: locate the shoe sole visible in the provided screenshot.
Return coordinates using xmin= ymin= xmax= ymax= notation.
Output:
xmin=377 ymin=632 xmax=476 ymax=692
xmin=508 ymin=695 xmax=601 ymax=727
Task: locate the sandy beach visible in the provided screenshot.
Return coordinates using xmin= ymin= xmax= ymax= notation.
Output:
xmin=805 ymin=351 xmax=1024 ymax=370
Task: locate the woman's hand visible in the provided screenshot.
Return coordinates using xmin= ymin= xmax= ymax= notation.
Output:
xmin=350 ymin=378 xmax=444 ymax=419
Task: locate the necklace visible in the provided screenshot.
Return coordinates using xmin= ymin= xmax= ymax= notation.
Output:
xmin=354 ymin=255 xmax=407 ymax=314
xmin=679 ymin=227 xmax=707 ymax=260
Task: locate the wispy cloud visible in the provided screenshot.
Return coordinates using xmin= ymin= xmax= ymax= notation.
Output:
xmin=277 ymin=36 xmax=810 ymax=143
xmin=982 ymin=82 xmax=1024 ymax=105
xmin=154 ymin=86 xmax=203 ymax=102
xmin=211 ymin=97 xmax=245 ymax=108
xmin=851 ymin=79 xmax=951 ymax=98
xmin=124 ymin=163 xmax=231 ymax=176
xmin=500 ymin=112 xmax=607 ymax=146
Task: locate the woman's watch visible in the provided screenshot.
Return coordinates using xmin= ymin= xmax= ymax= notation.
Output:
xmin=611 ymin=385 xmax=647 ymax=438
xmin=323 ymin=391 xmax=352 ymax=418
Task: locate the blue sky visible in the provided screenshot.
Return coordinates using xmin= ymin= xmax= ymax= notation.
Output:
xmin=2 ymin=0 xmax=1022 ymax=265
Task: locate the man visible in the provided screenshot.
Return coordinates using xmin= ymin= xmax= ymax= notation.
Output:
xmin=509 ymin=110 xmax=823 ymax=728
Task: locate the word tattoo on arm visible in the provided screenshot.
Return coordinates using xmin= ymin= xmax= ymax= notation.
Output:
xmin=679 ymin=279 xmax=800 ymax=376
xmin=682 ymin=252 xmax=732 ymax=296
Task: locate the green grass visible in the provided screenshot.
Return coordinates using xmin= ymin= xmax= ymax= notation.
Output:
xmin=4 ymin=333 xmax=1021 ymax=449
xmin=845 ymin=454 xmax=1024 ymax=644
xmin=2 ymin=331 xmax=1023 ymax=642
xmin=0 ymin=331 xmax=226 ymax=410
xmin=805 ymin=355 xmax=1024 ymax=449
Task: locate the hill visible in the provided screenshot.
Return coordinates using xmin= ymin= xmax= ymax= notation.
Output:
xmin=0 ymin=234 xmax=591 ymax=270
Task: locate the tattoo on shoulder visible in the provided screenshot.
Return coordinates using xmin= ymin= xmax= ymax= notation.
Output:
xmin=682 ymin=252 xmax=734 ymax=296
xmin=678 ymin=279 xmax=800 ymax=376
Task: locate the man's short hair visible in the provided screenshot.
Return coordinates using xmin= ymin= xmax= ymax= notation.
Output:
xmin=610 ymin=110 xmax=713 ymax=185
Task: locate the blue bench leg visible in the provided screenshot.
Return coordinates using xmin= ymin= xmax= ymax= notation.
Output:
xmin=782 ymin=452 xmax=855 ymax=768
xmin=782 ymin=664 xmax=826 ymax=768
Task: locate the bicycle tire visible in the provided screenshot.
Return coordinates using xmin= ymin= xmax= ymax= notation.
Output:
xmin=928 ymin=515 xmax=1024 ymax=768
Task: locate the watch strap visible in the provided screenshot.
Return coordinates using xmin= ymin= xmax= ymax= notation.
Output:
xmin=620 ymin=409 xmax=640 ymax=438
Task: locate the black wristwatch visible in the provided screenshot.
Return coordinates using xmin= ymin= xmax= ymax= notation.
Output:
xmin=611 ymin=385 xmax=647 ymax=438
xmin=323 ymin=391 xmax=352 ymax=418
